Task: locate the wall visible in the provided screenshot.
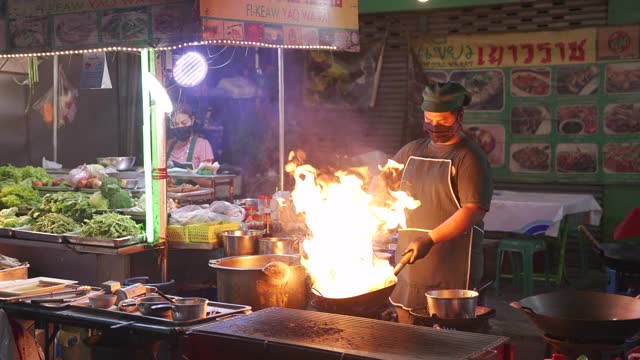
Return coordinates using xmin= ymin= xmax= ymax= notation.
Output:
xmin=0 ymin=73 xmax=29 ymax=166
xmin=359 ymin=0 xmax=519 ymax=14
xmin=608 ymin=0 xmax=640 ymax=25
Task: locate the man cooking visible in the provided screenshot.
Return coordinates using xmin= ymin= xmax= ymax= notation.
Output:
xmin=388 ymin=82 xmax=493 ymax=324
xmin=168 ymin=104 xmax=215 ymax=170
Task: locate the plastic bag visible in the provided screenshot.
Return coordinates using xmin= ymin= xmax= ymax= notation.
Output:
xmin=208 ymin=201 xmax=245 ymax=222
xmin=32 ymin=66 xmax=78 ymax=128
xmin=68 ymin=165 xmax=89 ymax=187
xmin=169 ymin=202 xmax=245 ymax=226
xmin=86 ymin=164 xmax=107 ymax=180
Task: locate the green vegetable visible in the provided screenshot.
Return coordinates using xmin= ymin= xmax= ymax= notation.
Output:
xmin=32 ymin=213 xmax=80 ymax=234
xmin=81 ymin=212 xmax=142 ymax=238
xmin=108 ymin=190 xmax=134 ymax=209
xmin=0 ymin=207 xmax=31 ymax=228
xmin=89 ymin=192 xmax=109 ymax=210
xmin=29 ymin=192 xmax=94 ymax=223
xmin=0 ymin=165 xmax=52 ymax=187
xmin=100 ymin=178 xmax=121 ymax=200
xmin=0 ymin=184 xmax=41 ymax=209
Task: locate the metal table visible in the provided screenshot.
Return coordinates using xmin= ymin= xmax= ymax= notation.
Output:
xmin=189 ymin=307 xmax=512 ymax=359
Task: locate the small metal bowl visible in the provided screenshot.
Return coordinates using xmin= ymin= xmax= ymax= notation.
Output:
xmin=97 ymin=157 xmax=136 ymax=171
xmin=89 ymin=294 xmax=118 ymax=309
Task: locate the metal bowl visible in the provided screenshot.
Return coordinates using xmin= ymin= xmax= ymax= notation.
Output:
xmin=89 ymin=294 xmax=118 ymax=309
xmin=221 ymin=230 xmax=263 ymax=256
xmin=97 ymin=157 xmax=136 ymax=171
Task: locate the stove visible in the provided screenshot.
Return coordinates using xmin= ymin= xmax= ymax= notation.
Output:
xmin=544 ymin=335 xmax=628 ymax=359
xmin=607 ymin=267 xmax=640 ymax=297
xmin=188 ymin=307 xmax=512 ymax=359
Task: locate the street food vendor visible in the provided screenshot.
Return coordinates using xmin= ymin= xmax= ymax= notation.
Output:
xmin=388 ymin=82 xmax=493 ymax=324
xmin=168 ymin=104 xmax=215 ymax=170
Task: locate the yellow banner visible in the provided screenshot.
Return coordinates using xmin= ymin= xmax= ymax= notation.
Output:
xmin=412 ymin=28 xmax=596 ymax=69
xmin=200 ymin=0 xmax=359 ymax=30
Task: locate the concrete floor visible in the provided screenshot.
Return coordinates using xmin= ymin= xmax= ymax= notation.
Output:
xmin=483 ymin=268 xmax=610 ymax=360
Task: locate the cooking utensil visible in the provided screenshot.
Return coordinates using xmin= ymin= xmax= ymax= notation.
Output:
xmin=578 ymin=225 xmax=640 ymax=272
xmin=154 ymin=289 xmax=176 ymax=304
xmin=171 ymin=297 xmax=209 ymax=321
xmin=118 ymin=299 xmax=138 ymax=313
xmin=137 ymin=295 xmax=172 ymax=317
xmin=425 ymin=289 xmax=479 ymax=319
xmin=311 ymin=250 xmax=413 ymax=317
xmin=220 ymin=230 xmax=263 ymax=256
xmin=114 ymin=283 xmax=147 ymax=304
xmin=96 ymin=157 xmax=136 ymax=171
xmin=9 ymin=285 xmax=92 ymax=303
xmin=411 ymin=305 xmax=496 ymax=331
xmin=259 ymin=237 xmax=297 ymax=255
xmin=209 ymin=254 xmax=307 ymax=310
xmin=510 ymin=290 xmax=640 ymax=343
xmin=88 ymin=294 xmax=117 ymax=309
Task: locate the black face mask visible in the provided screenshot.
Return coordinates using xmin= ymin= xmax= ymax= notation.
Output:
xmin=423 ymin=113 xmax=462 ymax=143
xmin=172 ymin=126 xmax=192 ymax=142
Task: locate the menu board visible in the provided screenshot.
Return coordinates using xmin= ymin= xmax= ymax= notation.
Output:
xmin=409 ymin=26 xmax=640 ymax=184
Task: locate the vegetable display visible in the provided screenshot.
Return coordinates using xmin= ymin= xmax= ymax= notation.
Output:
xmin=32 ymin=213 xmax=80 ymax=234
xmin=29 ymin=192 xmax=94 ymax=223
xmin=0 ymin=165 xmax=52 ymax=188
xmin=89 ymin=178 xmax=134 ymax=209
xmin=0 ymin=184 xmax=41 ymax=209
xmin=0 ymin=208 xmax=31 ymax=228
xmin=81 ymin=213 xmax=142 ymax=238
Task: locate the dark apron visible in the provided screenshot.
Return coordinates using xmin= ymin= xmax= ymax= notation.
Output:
xmin=168 ymin=136 xmax=198 ymax=165
xmin=389 ymin=153 xmax=474 ymax=310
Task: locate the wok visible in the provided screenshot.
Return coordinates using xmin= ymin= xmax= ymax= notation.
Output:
xmin=511 ymin=290 xmax=640 ymax=343
xmin=578 ymin=225 xmax=640 ymax=272
xmin=310 ymin=251 xmax=413 ymax=316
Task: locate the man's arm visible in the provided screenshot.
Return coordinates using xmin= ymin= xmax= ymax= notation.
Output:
xmin=429 ymin=203 xmax=486 ymax=243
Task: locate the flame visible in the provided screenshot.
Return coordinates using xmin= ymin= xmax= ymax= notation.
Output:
xmin=287 ymin=152 xmax=420 ymax=298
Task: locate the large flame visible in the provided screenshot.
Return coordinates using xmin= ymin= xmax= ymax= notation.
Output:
xmin=287 ymin=152 xmax=420 ymax=298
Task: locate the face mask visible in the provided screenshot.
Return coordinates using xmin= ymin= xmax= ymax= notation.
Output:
xmin=423 ymin=112 xmax=462 ymax=143
xmin=172 ymin=126 xmax=192 ymax=142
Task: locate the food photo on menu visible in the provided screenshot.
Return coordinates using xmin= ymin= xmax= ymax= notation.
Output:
xmin=606 ymin=62 xmax=640 ymax=93
xmin=603 ymin=143 xmax=640 ymax=173
xmin=463 ymin=124 xmax=505 ymax=167
xmin=510 ymin=68 xmax=551 ymax=97
xmin=604 ymin=103 xmax=640 ymax=134
xmin=510 ymin=143 xmax=551 ymax=173
xmin=54 ymin=12 xmax=98 ymax=47
xmin=10 ymin=16 xmax=49 ymax=48
xmin=101 ymin=8 xmax=148 ymax=42
xmin=450 ymin=70 xmax=504 ymax=111
xmin=556 ymin=64 xmax=599 ymax=96
xmin=556 ymin=104 xmax=598 ymax=135
xmin=510 ymin=105 xmax=552 ymax=135
xmin=556 ymin=143 xmax=598 ymax=173
xmin=152 ymin=4 xmax=192 ymax=39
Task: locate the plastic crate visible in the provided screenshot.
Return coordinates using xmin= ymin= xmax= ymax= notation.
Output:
xmin=187 ymin=222 xmax=241 ymax=243
xmin=167 ymin=225 xmax=188 ymax=243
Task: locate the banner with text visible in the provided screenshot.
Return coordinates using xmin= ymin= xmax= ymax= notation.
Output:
xmin=409 ymin=26 xmax=640 ymax=184
xmin=199 ymin=0 xmax=360 ymax=51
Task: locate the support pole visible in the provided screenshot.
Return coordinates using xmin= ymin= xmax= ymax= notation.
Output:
xmin=52 ymin=55 xmax=58 ymax=162
xmin=278 ymin=48 xmax=285 ymax=191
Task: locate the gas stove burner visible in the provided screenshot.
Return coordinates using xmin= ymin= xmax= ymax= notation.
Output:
xmin=310 ymin=299 xmax=391 ymax=319
xmin=544 ymin=334 xmax=627 ymax=358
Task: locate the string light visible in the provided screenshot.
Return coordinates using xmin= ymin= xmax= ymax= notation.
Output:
xmin=0 ymin=39 xmax=339 ymax=58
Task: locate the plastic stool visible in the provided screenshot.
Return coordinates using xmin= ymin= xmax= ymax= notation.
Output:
xmin=495 ymin=237 xmax=550 ymax=296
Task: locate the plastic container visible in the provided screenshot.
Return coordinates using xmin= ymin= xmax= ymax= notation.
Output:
xmin=188 ymin=222 xmax=242 ymax=243
xmin=167 ymin=225 xmax=188 ymax=243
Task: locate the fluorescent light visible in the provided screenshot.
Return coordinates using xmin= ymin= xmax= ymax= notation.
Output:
xmin=173 ymin=52 xmax=208 ymax=87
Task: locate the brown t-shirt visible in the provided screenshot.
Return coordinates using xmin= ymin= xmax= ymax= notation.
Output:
xmin=392 ymin=135 xmax=493 ymax=212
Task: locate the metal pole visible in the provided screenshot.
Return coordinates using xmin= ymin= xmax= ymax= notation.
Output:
xmin=278 ymin=48 xmax=285 ymax=192
xmin=52 ymin=55 xmax=59 ymax=163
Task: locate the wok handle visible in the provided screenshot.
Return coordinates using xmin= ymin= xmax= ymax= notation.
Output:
xmin=393 ymin=250 xmax=414 ymax=276
xmin=577 ymin=225 xmax=603 ymax=254
xmin=110 ymin=321 xmax=136 ymax=330
xmin=509 ymin=301 xmax=536 ymax=315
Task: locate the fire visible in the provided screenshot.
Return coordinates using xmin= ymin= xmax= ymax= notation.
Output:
xmin=287 ymin=152 xmax=420 ymax=298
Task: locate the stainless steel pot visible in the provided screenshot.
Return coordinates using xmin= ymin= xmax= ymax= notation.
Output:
xmin=258 ymin=237 xmax=297 ymax=255
xmin=209 ymin=254 xmax=308 ymax=311
xmin=425 ymin=289 xmax=479 ymax=319
xmin=137 ymin=295 xmax=171 ymax=317
xmin=221 ymin=230 xmax=263 ymax=256
xmin=171 ymin=297 xmax=208 ymax=321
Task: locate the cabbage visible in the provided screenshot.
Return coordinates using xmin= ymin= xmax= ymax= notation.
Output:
xmin=89 ymin=192 xmax=109 ymax=210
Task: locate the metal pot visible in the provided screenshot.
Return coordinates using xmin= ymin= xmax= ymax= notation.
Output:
xmin=258 ymin=237 xmax=297 ymax=255
xmin=96 ymin=156 xmax=136 ymax=171
xmin=171 ymin=297 xmax=208 ymax=321
xmin=221 ymin=230 xmax=263 ymax=256
xmin=136 ymin=295 xmax=171 ymax=317
xmin=209 ymin=254 xmax=308 ymax=311
xmin=425 ymin=289 xmax=479 ymax=319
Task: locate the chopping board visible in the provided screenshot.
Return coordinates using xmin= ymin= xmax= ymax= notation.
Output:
xmin=0 ymin=277 xmax=77 ymax=298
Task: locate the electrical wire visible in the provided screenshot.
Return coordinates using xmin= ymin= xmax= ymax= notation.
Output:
xmin=209 ymin=46 xmax=236 ymax=69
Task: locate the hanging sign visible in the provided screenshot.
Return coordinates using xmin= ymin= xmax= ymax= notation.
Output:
xmin=199 ymin=0 xmax=360 ymax=51
xmin=80 ymin=52 xmax=112 ymax=89
xmin=412 ymin=28 xmax=596 ymax=69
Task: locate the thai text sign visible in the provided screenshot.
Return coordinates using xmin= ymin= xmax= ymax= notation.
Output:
xmin=412 ymin=28 xmax=596 ymax=69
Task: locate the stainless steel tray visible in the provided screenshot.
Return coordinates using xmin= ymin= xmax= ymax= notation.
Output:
xmin=0 ymin=227 xmax=14 ymax=237
xmin=65 ymin=232 xmax=143 ymax=248
xmin=14 ymin=226 xmax=65 ymax=243
xmin=68 ymin=299 xmax=251 ymax=327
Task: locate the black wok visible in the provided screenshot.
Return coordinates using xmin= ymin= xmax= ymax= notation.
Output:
xmin=511 ymin=290 xmax=640 ymax=343
xmin=578 ymin=225 xmax=640 ymax=272
xmin=311 ymin=251 xmax=413 ymax=316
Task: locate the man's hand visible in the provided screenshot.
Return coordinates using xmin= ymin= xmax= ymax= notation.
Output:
xmin=403 ymin=233 xmax=435 ymax=264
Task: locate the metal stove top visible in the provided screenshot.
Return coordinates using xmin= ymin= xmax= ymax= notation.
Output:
xmin=194 ymin=307 xmax=510 ymax=359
